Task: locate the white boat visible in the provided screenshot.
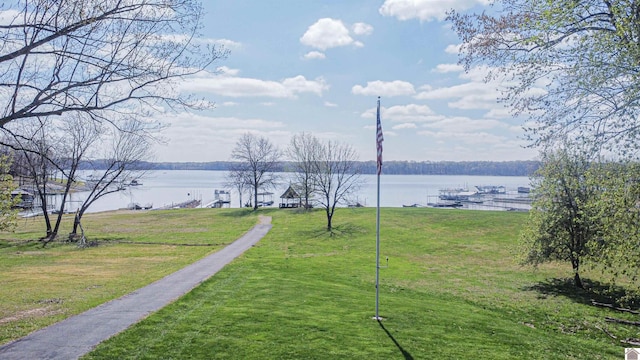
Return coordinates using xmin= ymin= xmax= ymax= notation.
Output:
xmin=438 ymin=188 xmax=477 ymax=201
xmin=475 ymin=185 xmax=506 ymax=195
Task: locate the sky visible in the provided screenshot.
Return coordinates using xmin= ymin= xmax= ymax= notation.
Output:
xmin=154 ymin=0 xmax=538 ymax=163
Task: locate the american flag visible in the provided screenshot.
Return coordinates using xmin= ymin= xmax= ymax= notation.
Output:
xmin=376 ymin=97 xmax=383 ymax=176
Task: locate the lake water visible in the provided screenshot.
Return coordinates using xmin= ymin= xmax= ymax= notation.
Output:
xmin=39 ymin=170 xmax=532 ymax=214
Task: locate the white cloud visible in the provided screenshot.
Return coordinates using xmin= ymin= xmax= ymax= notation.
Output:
xmin=221 ymin=101 xmax=238 ymax=107
xmin=300 ymin=18 xmax=357 ymax=50
xmin=0 ymin=10 xmax=20 ymax=26
xmin=324 ymin=101 xmax=338 ymax=107
xmin=352 ymin=22 xmax=374 ymax=36
xmin=166 ymin=112 xmax=285 ymax=130
xmin=182 ymin=71 xmax=329 ymax=98
xmin=379 ymin=0 xmax=490 ymax=22
xmin=282 ymin=75 xmax=329 ymax=96
xmin=215 ymin=66 xmax=240 ymax=76
xmin=392 ymin=123 xmax=418 ymax=129
xmin=352 ymin=80 xmax=416 ymax=97
xmin=483 ymin=107 xmax=513 ymax=119
xmin=418 ymin=130 xmax=504 ymax=144
xmin=421 ymin=116 xmax=507 ymax=132
xmin=433 ymin=63 xmax=464 ymax=73
xmin=415 ymin=79 xmax=502 ymax=111
xmin=445 ymin=44 xmax=461 ymax=54
xmin=362 ymin=103 xmax=435 ymax=122
xmin=415 ymin=82 xmax=491 ymax=100
xmin=303 ymin=51 xmax=326 ymax=60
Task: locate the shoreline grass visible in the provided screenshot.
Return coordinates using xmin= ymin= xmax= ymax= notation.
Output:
xmin=82 ymin=208 xmax=635 ymax=359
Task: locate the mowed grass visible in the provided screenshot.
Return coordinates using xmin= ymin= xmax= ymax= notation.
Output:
xmin=0 ymin=208 xmax=259 ymax=345
xmin=84 ymin=208 xmax=636 ymax=359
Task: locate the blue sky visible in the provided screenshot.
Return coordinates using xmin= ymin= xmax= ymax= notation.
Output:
xmin=156 ymin=0 xmax=537 ymax=163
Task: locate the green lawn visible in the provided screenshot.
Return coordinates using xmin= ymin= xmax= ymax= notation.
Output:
xmin=0 ymin=208 xmax=259 ymax=345
xmin=81 ymin=208 xmax=635 ymax=359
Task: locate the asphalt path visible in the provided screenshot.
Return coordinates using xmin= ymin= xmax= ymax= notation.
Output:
xmin=0 ymin=216 xmax=272 ymax=360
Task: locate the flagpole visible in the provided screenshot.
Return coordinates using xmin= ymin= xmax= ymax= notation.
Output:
xmin=374 ymin=96 xmax=382 ymax=321
xmin=375 ymin=148 xmax=381 ymax=320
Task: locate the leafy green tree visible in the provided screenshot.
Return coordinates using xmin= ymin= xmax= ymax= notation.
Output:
xmin=448 ymin=0 xmax=640 ymax=156
xmin=588 ymin=162 xmax=640 ymax=293
xmin=519 ymin=145 xmax=601 ymax=288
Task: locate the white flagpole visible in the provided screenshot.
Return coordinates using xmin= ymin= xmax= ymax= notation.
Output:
xmin=374 ymin=96 xmax=383 ymax=320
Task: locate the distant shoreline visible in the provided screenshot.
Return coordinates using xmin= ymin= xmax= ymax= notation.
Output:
xmin=112 ymin=160 xmax=539 ymax=177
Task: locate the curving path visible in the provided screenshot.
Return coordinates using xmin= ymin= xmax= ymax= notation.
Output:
xmin=0 ymin=216 xmax=272 ymax=360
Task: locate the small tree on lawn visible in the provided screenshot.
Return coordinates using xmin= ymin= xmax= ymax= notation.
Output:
xmin=70 ymin=119 xmax=154 ymax=245
xmin=230 ymin=133 xmax=281 ymax=210
xmin=225 ymin=168 xmax=250 ymax=208
xmin=312 ymin=140 xmax=363 ymax=232
xmin=0 ymin=155 xmax=18 ymax=232
xmin=287 ymin=132 xmax=321 ymax=209
xmin=519 ymin=144 xmax=601 ymax=288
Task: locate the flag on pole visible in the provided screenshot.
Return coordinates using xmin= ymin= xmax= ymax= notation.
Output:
xmin=376 ymin=97 xmax=384 ymax=176
xmin=374 ymin=96 xmax=383 ymax=320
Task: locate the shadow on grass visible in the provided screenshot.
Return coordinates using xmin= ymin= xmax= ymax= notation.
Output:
xmin=298 ymin=222 xmax=367 ymax=239
xmin=523 ymin=278 xmax=640 ymax=309
xmin=378 ymin=320 xmax=414 ymax=360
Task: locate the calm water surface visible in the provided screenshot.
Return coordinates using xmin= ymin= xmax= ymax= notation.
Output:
xmin=46 ymin=170 xmax=531 ymax=213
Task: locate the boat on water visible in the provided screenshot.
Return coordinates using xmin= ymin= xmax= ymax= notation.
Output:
xmin=475 ymin=185 xmax=506 ymax=195
xmin=127 ymin=202 xmax=153 ymax=210
xmin=402 ymin=203 xmax=422 ymax=208
xmin=438 ymin=188 xmax=477 ymax=201
xmin=428 ymin=201 xmax=463 ymax=208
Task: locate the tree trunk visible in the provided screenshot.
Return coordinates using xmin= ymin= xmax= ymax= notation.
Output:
xmin=571 ymin=257 xmax=583 ymax=288
xmin=574 ymin=272 xmax=583 ymax=289
xmin=326 ymin=212 xmax=332 ymax=232
xmin=253 ymin=183 xmax=258 ymax=210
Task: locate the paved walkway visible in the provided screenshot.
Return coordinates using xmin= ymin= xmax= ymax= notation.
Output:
xmin=0 ymin=216 xmax=272 ymax=360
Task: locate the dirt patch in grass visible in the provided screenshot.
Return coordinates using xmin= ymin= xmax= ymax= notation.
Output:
xmin=0 ymin=307 xmax=64 ymax=325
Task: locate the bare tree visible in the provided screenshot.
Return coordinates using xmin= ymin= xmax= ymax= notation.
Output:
xmin=2 ymin=115 xmax=101 ymax=244
xmin=48 ymin=115 xmax=103 ymax=244
xmin=0 ymin=0 xmax=227 ymax=127
xmin=312 ymin=140 xmax=363 ymax=232
xmin=230 ymin=133 xmax=281 ymax=210
xmin=70 ymin=119 xmax=153 ymax=245
xmin=287 ymin=132 xmax=321 ymax=209
xmin=3 ymin=115 xmax=154 ymax=245
xmin=224 ymin=168 xmax=249 ymax=208
xmin=4 ymin=119 xmax=58 ymax=238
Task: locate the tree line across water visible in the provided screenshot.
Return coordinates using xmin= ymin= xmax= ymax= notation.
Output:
xmin=96 ymin=160 xmax=540 ymax=177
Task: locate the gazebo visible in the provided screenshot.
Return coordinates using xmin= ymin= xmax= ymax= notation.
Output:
xmin=279 ymin=185 xmax=302 ymax=208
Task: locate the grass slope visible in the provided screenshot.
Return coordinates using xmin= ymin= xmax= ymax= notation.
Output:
xmin=85 ymin=208 xmax=633 ymax=359
xmin=0 ymin=208 xmax=258 ymax=345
